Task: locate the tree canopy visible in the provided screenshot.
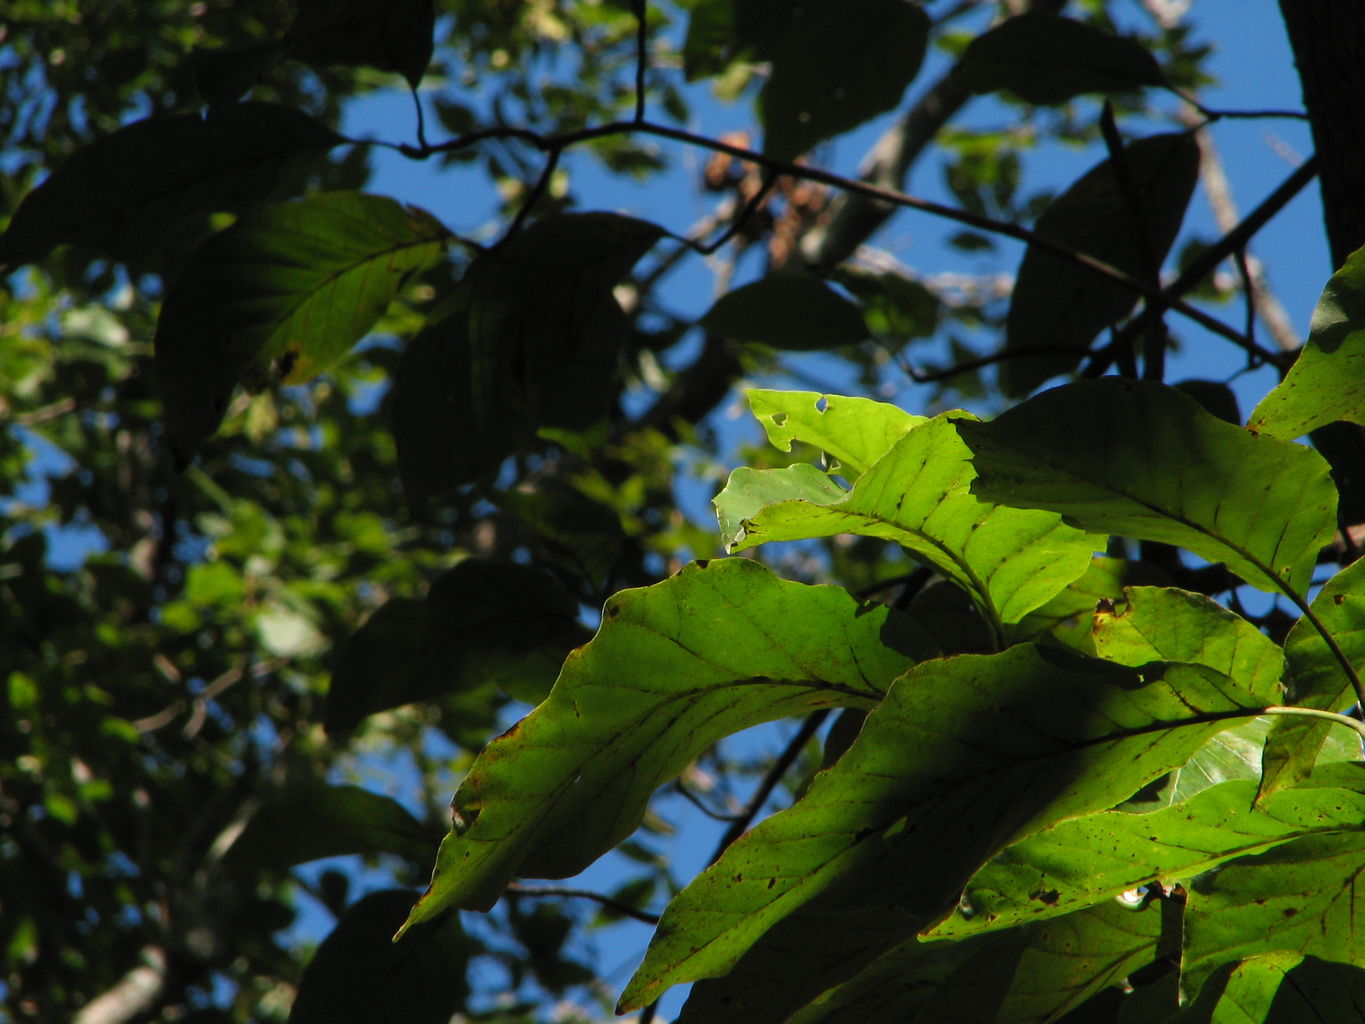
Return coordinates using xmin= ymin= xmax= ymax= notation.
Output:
xmin=5 ymin=1 xmax=1365 ymax=1022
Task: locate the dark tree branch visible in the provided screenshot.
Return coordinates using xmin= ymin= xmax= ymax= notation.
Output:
xmin=506 ymin=884 xmax=661 ymax=925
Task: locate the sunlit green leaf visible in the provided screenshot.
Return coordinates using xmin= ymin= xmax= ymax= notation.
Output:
xmin=1008 ymin=555 xmax=1169 ymax=648
xmin=1260 ymin=556 xmax=1365 ymax=794
xmin=958 ymin=378 xmax=1337 ymax=596
xmin=700 ymin=275 xmax=869 ymax=350
xmin=1092 ymin=586 xmax=1284 ymax=700
xmin=955 ymin=13 xmax=1165 ymax=105
xmin=155 ymin=191 xmax=451 ymax=462
xmin=1000 ymin=133 xmax=1199 ymax=396
xmin=716 ymin=413 xmax=1099 ymax=634
xmin=744 ymin=389 xmax=924 ymax=478
xmin=932 ymin=765 xmax=1365 ymax=943
xmin=399 ymin=558 xmax=935 ymax=931
xmin=1250 ymin=245 xmax=1365 ymax=439
xmin=1173 ymin=953 xmax=1365 ymax=1023
xmin=916 ymin=900 xmax=1162 ymax=1024
xmin=623 ymin=644 xmax=1265 ymax=1011
xmin=1181 ymin=824 xmax=1365 ymax=1001
xmin=0 ymin=103 xmax=342 ymax=270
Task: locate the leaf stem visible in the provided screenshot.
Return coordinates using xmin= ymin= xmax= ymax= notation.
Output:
xmin=1263 ymin=704 xmax=1365 ymax=745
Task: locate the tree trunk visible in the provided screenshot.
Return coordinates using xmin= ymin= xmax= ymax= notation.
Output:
xmin=1279 ymin=2 xmax=1365 ymax=267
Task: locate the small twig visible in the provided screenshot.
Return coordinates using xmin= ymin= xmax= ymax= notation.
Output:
xmin=672 ymin=780 xmax=745 ymax=822
xmin=411 ymin=84 xmax=428 ymax=152
xmin=900 ymin=344 xmax=1098 ymax=384
xmin=1264 ymin=705 xmax=1365 ymax=745
xmin=506 ymin=884 xmax=660 ymax=925
xmin=500 ymin=146 xmax=563 ymax=245
xmin=695 ymin=170 xmax=779 ymax=255
xmin=631 ymin=0 xmax=647 ymax=124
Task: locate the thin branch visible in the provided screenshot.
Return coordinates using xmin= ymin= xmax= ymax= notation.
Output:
xmin=672 ymin=780 xmax=745 ymax=822
xmin=501 ymin=146 xmax=563 ymax=244
xmin=631 ymin=0 xmax=647 ymax=124
xmin=900 ymin=344 xmax=1100 ymax=384
xmin=382 ymin=116 xmax=1258 ymax=348
xmin=506 ymin=884 xmax=661 ymax=925
xmin=1264 ymin=705 xmax=1365 ymax=745
xmin=410 ymin=84 xmax=428 ymax=152
xmin=694 ymin=170 xmax=779 ymax=255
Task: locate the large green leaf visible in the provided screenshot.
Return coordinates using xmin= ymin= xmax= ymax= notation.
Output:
xmin=744 ymin=388 xmax=924 ymax=478
xmin=398 ymin=558 xmax=935 ymax=930
xmin=1249 ymin=245 xmax=1365 ymax=440
xmin=1172 ymin=953 xmax=1365 ymax=1023
xmin=155 ymin=191 xmax=451 ymax=462
xmin=716 ymin=413 xmax=1099 ymax=637
xmin=760 ymin=0 xmax=929 ymax=161
xmin=1009 ymin=555 xmax=1170 ymax=648
xmin=1091 ymin=586 xmax=1284 ymax=699
xmin=290 ymin=891 xmax=467 ymax=1024
xmin=954 ymin=14 xmax=1165 ymax=106
xmin=224 ymin=785 xmax=433 ymax=869
xmin=916 ymin=900 xmax=1163 ymax=1024
xmin=0 ymin=103 xmax=342 ymax=270
xmin=930 ymin=766 xmax=1365 ymax=942
xmin=700 ymin=275 xmax=869 ymax=350
xmin=391 ymin=212 xmax=662 ymax=501
xmin=958 ymin=378 xmax=1338 ymax=597
xmin=1259 ymin=557 xmax=1365 ymax=793
xmin=622 ymin=644 xmax=1265 ymax=1012
xmin=1000 ymin=133 xmax=1199 ymax=396
xmin=1181 ymin=824 xmax=1365 ymax=1000
xmin=326 ymin=559 xmax=591 ymax=737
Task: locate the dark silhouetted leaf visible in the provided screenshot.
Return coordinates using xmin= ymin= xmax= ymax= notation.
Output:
xmin=155 ymin=191 xmax=450 ymax=462
xmin=1000 ymin=133 xmax=1199 ymax=396
xmin=225 ymin=785 xmax=432 ymax=869
xmin=290 ymin=890 xmax=467 ymax=1024
xmin=0 ymin=104 xmax=342 ymax=270
xmin=760 ymin=0 xmax=929 ymax=161
xmin=1250 ymin=244 xmax=1365 ymax=439
xmin=391 ymin=213 xmax=662 ymax=502
xmin=955 ymin=13 xmax=1165 ymax=105
xmin=287 ymin=0 xmax=436 ymax=88
xmin=398 ymin=558 xmax=936 ymax=931
xmin=700 ymin=275 xmax=869 ymax=350
xmin=326 ymin=559 xmax=590 ymax=736
xmin=958 ymin=378 xmax=1337 ymax=596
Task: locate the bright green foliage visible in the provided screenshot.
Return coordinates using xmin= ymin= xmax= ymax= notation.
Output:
xmin=401 ymin=557 xmax=935 ymax=927
xmin=1250 ymin=243 xmax=1365 ymax=439
xmin=623 ymin=645 xmax=1265 ymax=1008
xmin=1173 ymin=953 xmax=1365 ymax=1022
xmin=717 ymin=404 xmax=1098 ymax=639
xmin=744 ymin=389 xmax=925 ymax=477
